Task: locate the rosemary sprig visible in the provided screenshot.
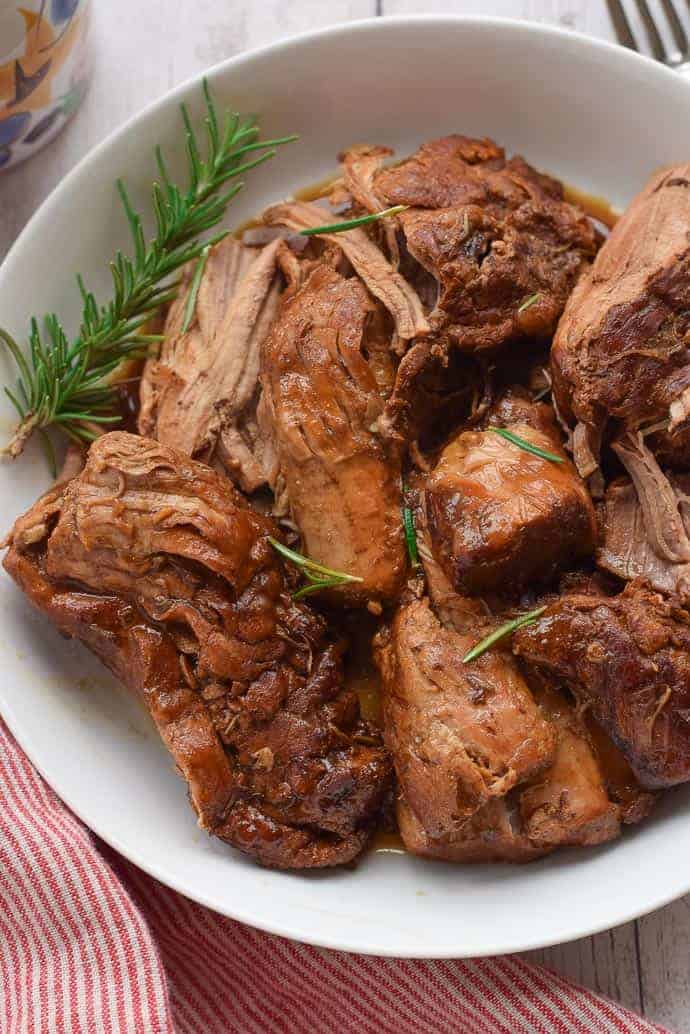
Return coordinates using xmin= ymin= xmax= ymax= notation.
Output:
xmin=489 ymin=427 xmax=564 ymax=464
xmin=268 ymin=536 xmax=363 ymax=599
xmin=181 ymin=244 xmax=211 ymax=333
xmin=299 ymin=205 xmax=408 ymax=237
xmin=401 ymin=482 xmax=420 ymax=570
xmin=1 ymin=79 xmax=297 ymax=463
xmin=463 ymin=606 xmax=547 ymax=664
xmin=518 ymin=292 xmax=541 ymax=314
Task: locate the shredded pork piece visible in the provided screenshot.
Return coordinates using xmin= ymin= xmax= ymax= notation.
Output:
xmin=613 ymin=431 xmax=690 ymax=564
xmin=262 ymin=200 xmax=429 ymax=340
xmin=139 ymin=236 xmax=282 ymax=492
xmin=340 ymin=145 xmax=400 ymax=265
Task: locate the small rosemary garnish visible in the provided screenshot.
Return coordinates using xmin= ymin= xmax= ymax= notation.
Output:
xmin=268 ymin=536 xmax=363 ymax=599
xmin=401 ymin=482 xmax=420 ymax=570
xmin=299 ymin=205 xmax=409 ymax=237
xmin=462 ymin=606 xmax=547 ymax=664
xmin=518 ymin=292 xmax=541 ymax=314
xmin=489 ymin=427 xmax=564 ymax=464
xmin=181 ymin=244 xmax=211 ymax=333
xmin=1 ymin=79 xmax=296 ymax=463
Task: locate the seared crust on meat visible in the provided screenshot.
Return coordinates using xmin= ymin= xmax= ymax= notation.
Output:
xmin=4 ymin=432 xmax=392 ymax=870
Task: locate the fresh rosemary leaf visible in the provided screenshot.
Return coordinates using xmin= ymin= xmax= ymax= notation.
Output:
xmin=518 ymin=292 xmax=541 ymax=314
xmin=299 ymin=205 xmax=408 ymax=237
xmin=401 ymin=483 xmax=420 ymax=569
xmin=489 ymin=427 xmax=565 ymax=464
xmin=1 ymin=79 xmax=297 ymax=461
xmin=268 ymin=536 xmax=363 ymax=598
xmin=181 ymin=245 xmax=211 ymax=333
xmin=462 ymin=606 xmax=547 ymax=664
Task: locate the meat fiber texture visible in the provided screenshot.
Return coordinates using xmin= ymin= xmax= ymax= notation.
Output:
xmin=4 ymin=432 xmax=391 ymax=870
xmin=598 ymin=474 xmax=690 ymax=599
xmin=139 ymin=236 xmax=282 ymax=493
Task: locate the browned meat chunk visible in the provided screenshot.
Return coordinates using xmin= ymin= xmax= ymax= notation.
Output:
xmin=551 ymin=163 xmax=690 ymax=472
xmin=514 ymin=582 xmax=690 ymax=789
xmin=394 ymin=668 xmax=621 ymax=863
xmin=518 ymin=684 xmax=620 ymax=848
xmin=425 ymin=393 xmax=597 ymax=595
xmin=374 ymin=596 xmax=556 ymax=839
xmin=370 ymin=135 xmax=597 ymax=352
xmin=260 ymin=263 xmax=407 ymax=604
xmin=598 ymin=475 xmax=690 ymax=600
xmin=4 ymin=432 xmax=391 ymax=870
xmin=139 ymin=236 xmax=282 ymax=493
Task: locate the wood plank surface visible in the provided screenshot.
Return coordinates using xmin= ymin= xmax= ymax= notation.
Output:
xmin=2 ymin=2 xmax=690 ymax=1029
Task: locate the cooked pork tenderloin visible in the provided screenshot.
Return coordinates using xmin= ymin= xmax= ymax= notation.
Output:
xmin=514 ymin=581 xmax=690 ymax=789
xmin=374 ymin=596 xmax=556 ymax=838
xmin=551 ymin=163 xmax=690 ymax=475
xmin=4 ymin=432 xmax=392 ymax=869
xmin=260 ymin=263 xmax=407 ymax=605
xmin=139 ymin=236 xmax=282 ymax=493
xmin=365 ymin=135 xmax=598 ymax=352
xmin=425 ymin=391 xmax=597 ymax=596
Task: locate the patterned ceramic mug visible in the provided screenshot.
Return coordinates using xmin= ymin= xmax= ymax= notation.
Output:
xmin=0 ymin=0 xmax=91 ymax=171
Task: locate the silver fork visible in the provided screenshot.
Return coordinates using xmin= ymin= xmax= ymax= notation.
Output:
xmin=607 ymin=0 xmax=690 ymax=72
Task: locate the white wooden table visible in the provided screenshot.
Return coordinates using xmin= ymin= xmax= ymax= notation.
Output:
xmin=1 ymin=2 xmax=688 ymax=1029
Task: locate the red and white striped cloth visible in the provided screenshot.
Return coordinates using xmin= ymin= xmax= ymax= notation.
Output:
xmin=0 ymin=718 xmax=670 ymax=1034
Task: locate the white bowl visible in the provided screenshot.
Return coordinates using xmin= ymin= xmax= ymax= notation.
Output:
xmin=1 ymin=15 xmax=690 ymax=958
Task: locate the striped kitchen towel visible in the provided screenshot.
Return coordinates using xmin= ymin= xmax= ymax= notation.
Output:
xmin=0 ymin=718 xmax=669 ymax=1034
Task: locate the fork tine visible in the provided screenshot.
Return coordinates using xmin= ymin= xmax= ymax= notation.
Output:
xmin=659 ymin=0 xmax=688 ymax=55
xmin=634 ymin=0 xmax=667 ymax=59
xmin=607 ymin=0 xmax=638 ymax=49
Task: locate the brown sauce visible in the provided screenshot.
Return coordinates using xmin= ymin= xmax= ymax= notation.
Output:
xmin=238 ymin=168 xmax=618 ymax=240
xmin=371 ymin=830 xmax=406 ymax=854
xmin=563 ymin=183 xmax=620 ymax=230
xmin=294 ymin=170 xmax=341 ymax=203
xmin=339 ymin=610 xmax=383 ymax=726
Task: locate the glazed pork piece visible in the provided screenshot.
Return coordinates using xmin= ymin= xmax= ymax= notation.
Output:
xmin=514 ymin=581 xmax=690 ymax=789
xmin=4 ymin=432 xmax=391 ymax=869
xmin=346 ymin=135 xmax=598 ymax=352
xmin=260 ymin=263 xmax=407 ymax=605
xmin=425 ymin=391 xmax=597 ymax=595
xmin=138 ymin=236 xmax=282 ymax=493
xmin=551 ymin=163 xmax=690 ymax=474
xmin=374 ymin=596 xmax=556 ymax=839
